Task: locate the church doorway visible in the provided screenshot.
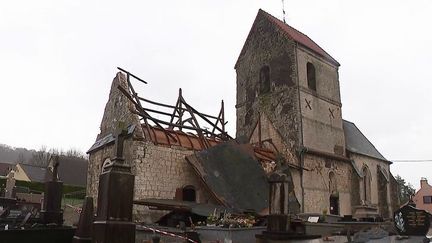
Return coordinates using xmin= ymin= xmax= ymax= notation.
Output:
xmin=328 ymin=171 xmax=339 ymax=215
xmin=330 ymin=195 xmax=339 ymax=215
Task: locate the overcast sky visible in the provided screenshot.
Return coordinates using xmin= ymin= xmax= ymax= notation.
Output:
xmin=0 ymin=0 xmax=430 ymax=189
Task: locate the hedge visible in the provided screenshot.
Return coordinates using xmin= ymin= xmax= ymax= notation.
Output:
xmin=0 ymin=178 xmax=86 ymax=199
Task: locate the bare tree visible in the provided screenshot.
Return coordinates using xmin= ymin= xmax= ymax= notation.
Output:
xmin=395 ymin=175 xmax=416 ymax=204
xmin=31 ymin=145 xmax=51 ymax=167
xmin=16 ymin=152 xmax=25 ymax=163
xmin=65 ymin=148 xmax=85 ymax=158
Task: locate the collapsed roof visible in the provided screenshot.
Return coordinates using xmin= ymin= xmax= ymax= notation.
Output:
xmin=186 ymin=140 xmax=269 ymax=213
xmin=116 ymin=67 xmax=231 ymax=149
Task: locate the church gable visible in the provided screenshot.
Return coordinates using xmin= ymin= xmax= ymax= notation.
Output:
xmin=235 ymin=9 xmax=339 ymax=69
xmin=235 ymin=10 xmax=300 ymax=155
xmin=97 ymin=72 xmax=143 ymax=141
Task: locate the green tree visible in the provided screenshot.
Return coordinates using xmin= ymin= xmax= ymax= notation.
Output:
xmin=395 ymin=175 xmax=416 ymax=204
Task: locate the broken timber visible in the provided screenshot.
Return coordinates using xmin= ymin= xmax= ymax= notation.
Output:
xmin=116 ymin=67 xmax=231 ymax=150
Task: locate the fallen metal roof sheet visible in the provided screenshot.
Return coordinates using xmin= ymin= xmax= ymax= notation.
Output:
xmin=186 ymin=141 xmax=269 ymax=213
xmin=133 ymin=198 xmax=232 ymax=217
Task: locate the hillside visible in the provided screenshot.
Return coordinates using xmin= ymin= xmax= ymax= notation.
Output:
xmin=0 ymin=144 xmax=34 ymax=164
xmin=0 ymin=143 xmax=87 ymax=166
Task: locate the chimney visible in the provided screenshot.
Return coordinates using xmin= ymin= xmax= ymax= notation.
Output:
xmin=420 ymin=177 xmax=428 ymax=188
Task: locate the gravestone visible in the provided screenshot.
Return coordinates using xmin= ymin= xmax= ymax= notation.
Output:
xmin=5 ymin=171 xmax=16 ymax=198
xmin=256 ymin=171 xmax=320 ymax=242
xmin=40 ymin=156 xmax=64 ymax=225
xmin=73 ymin=197 xmax=94 ymax=243
xmin=93 ymin=124 xmax=135 ymax=243
xmin=394 ymin=205 xmax=431 ymax=236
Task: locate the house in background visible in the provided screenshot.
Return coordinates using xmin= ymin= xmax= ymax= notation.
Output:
xmin=55 ymin=156 xmax=88 ymax=187
xmin=413 ymin=178 xmax=432 ymax=213
xmin=10 ymin=163 xmax=46 ymax=182
xmin=7 ymin=156 xmax=88 ymax=187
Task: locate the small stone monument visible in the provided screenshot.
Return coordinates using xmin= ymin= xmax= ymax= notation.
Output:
xmin=4 ymin=171 xmax=16 ymax=198
xmin=72 ymin=196 xmax=94 ymax=243
xmin=267 ymin=172 xmax=291 ymax=232
xmin=93 ymin=123 xmax=135 ymax=243
xmin=256 ymin=171 xmax=320 ymax=242
xmin=40 ymin=155 xmax=64 ymax=225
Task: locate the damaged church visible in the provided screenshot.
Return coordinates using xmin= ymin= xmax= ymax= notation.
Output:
xmin=86 ymin=9 xmax=399 ymax=222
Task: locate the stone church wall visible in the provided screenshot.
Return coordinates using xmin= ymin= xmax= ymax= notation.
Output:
xmin=235 ymin=11 xmax=301 ymax=166
xmin=86 ymin=71 xmax=216 ymax=221
xmin=389 ymin=173 xmax=400 ymax=212
xmin=350 ymin=153 xmax=390 ymax=206
xmin=297 ymin=47 xmax=345 ymax=156
xmin=87 ymin=139 xmax=216 ymax=221
xmin=302 ymin=154 xmax=351 ymax=215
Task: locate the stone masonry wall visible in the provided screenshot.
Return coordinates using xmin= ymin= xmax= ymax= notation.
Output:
xmin=87 ymin=72 xmax=216 ymax=222
xmin=235 ymin=11 xmax=301 ymax=166
xmin=350 ymin=170 xmax=361 ymax=214
xmin=249 ymin=113 xmax=298 ymax=167
xmin=96 ymin=72 xmax=144 ymax=141
xmin=87 ymin=139 xmax=216 ymax=222
xmin=377 ymin=169 xmax=390 ymax=218
xmin=350 ymin=153 xmax=390 ymax=207
xmin=131 ymin=141 xmax=215 ymax=203
xmin=297 ymin=46 xmax=345 ymax=156
xmin=389 ymin=173 xmax=400 ymax=212
xmin=302 ymin=153 xmax=352 ymax=215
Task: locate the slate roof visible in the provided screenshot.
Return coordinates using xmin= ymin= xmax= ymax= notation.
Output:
xmin=57 ymin=156 xmax=88 ymax=187
xmin=260 ymin=10 xmax=340 ymax=66
xmin=236 ymin=9 xmax=340 ymax=67
xmin=19 ymin=164 xmax=47 ymax=182
xmin=186 ymin=141 xmax=269 ymax=213
xmin=343 ymin=120 xmax=388 ymax=162
xmin=20 ymin=156 xmax=88 ymax=186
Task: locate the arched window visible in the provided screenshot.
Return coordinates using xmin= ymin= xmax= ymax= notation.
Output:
xmin=182 ymin=185 xmax=196 ymax=202
xmin=362 ymin=166 xmax=372 ymax=204
xmin=101 ymin=158 xmax=113 ymax=174
xmin=259 ymin=65 xmax=270 ymax=94
xmin=329 ymin=171 xmax=337 ymax=194
xmin=307 ymin=62 xmax=316 ymax=91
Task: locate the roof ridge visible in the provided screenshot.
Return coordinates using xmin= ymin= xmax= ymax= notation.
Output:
xmin=259 ymin=9 xmax=340 ymax=66
xmin=343 ymin=120 xmax=388 ymax=161
xmin=342 ymin=119 xmax=355 ymax=124
xmin=20 ymin=163 xmax=47 ymax=168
